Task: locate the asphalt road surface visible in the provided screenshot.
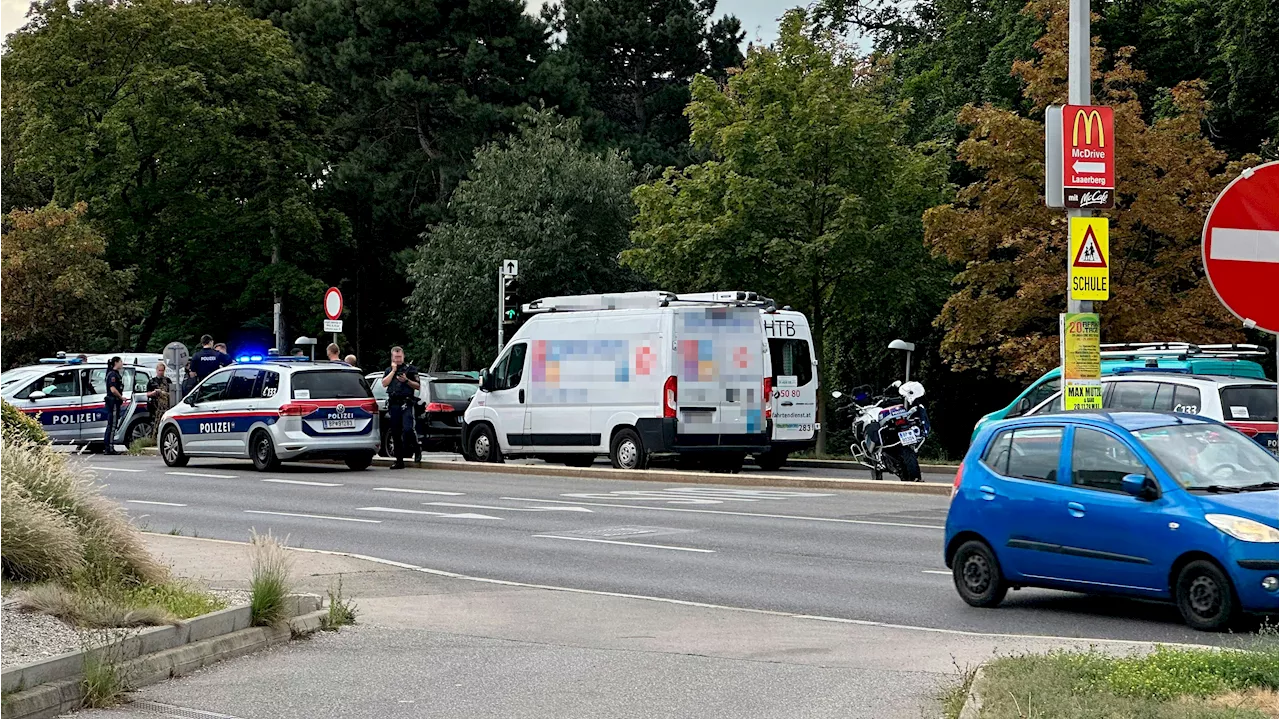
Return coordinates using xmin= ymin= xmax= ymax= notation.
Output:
xmin=84 ymin=454 xmax=1225 ymax=646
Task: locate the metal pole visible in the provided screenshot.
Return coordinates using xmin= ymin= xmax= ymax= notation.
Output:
xmin=1067 ymin=0 xmax=1093 ymax=317
xmin=497 ymin=268 xmax=505 ymax=355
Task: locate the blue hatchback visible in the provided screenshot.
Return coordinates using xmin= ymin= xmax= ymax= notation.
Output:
xmin=945 ymin=411 xmax=1279 ymax=631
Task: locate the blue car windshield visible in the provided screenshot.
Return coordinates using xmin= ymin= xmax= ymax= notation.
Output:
xmin=1134 ymin=424 xmax=1278 ymax=490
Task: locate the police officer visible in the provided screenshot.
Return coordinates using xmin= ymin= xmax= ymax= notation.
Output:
xmin=180 ymin=364 xmax=200 ymax=399
xmin=190 ymin=335 xmax=231 ymax=381
xmin=103 ymin=357 xmax=125 ymax=454
xmin=380 ymin=346 xmax=420 ymax=470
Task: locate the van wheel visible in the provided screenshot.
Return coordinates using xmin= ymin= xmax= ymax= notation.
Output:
xmin=1176 ymin=560 xmax=1237 ymax=631
xmin=610 ymin=429 xmax=647 ymax=470
xmin=160 ymin=427 xmax=188 ymax=468
xmin=952 ymin=540 xmax=1007 ymax=608
xmin=250 ymin=431 xmax=281 ymax=472
xmin=754 ymin=450 xmax=788 ymax=471
xmin=470 ymin=425 xmax=502 ymax=463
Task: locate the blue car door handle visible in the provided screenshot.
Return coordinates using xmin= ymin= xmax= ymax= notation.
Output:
xmin=978 ymin=485 xmax=997 ymax=500
xmin=1067 ymin=501 xmax=1086 ymax=518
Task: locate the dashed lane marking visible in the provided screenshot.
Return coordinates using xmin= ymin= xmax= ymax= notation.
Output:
xmin=501 ymin=497 xmax=945 ymax=530
xmin=244 ymin=510 xmax=380 ymax=524
xmin=167 ymin=471 xmax=237 ymax=479
xmin=262 ymin=479 xmax=343 ymax=487
xmin=127 ymin=500 xmax=188 ymax=507
xmin=532 ymin=535 xmax=715 ymax=553
xmin=372 ymin=488 xmax=465 ymax=495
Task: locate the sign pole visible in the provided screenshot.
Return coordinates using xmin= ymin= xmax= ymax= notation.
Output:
xmin=497 ymin=268 xmax=505 ymax=355
xmin=1067 ymin=0 xmax=1093 ymax=318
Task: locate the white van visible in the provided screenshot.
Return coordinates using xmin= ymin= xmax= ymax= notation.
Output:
xmin=462 ymin=291 xmax=772 ymax=470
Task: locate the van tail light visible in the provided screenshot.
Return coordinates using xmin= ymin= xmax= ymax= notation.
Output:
xmin=663 ymin=376 xmax=678 ymax=418
xmin=425 ymin=402 xmax=452 ymax=413
xmin=278 ymin=403 xmax=318 ymax=417
xmin=763 ymin=377 xmax=772 ymax=419
xmin=951 ymin=464 xmax=963 ymax=498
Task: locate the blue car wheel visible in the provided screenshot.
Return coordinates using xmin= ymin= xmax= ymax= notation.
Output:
xmin=952 ymin=540 xmax=1008 ymax=608
xmin=1176 ymin=560 xmax=1237 ymax=632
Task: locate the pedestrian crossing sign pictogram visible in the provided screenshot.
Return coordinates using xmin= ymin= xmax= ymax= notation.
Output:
xmin=1070 ymin=217 xmax=1109 ymax=300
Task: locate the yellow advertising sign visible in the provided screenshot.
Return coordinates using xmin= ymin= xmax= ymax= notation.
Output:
xmin=1060 ymin=312 xmax=1102 ymax=410
xmin=1069 ymin=217 xmax=1109 ymax=301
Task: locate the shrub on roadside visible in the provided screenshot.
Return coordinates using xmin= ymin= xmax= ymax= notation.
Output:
xmin=249 ymin=530 xmax=293 ymax=627
xmin=15 ymin=580 xmax=226 ymax=627
xmin=1 ymin=400 xmax=48 ymax=445
xmin=0 ymin=476 xmax=85 ymax=581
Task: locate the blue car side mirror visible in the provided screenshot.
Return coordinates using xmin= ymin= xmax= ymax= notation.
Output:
xmin=1122 ymin=473 xmax=1152 ymax=499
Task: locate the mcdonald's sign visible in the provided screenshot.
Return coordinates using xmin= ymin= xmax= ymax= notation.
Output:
xmin=1061 ymin=105 xmax=1114 ymax=208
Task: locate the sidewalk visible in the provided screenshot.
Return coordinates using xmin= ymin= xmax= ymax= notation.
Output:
xmin=78 ymin=534 xmax=1154 ymax=719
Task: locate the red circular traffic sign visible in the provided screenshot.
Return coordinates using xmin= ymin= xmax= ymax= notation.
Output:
xmin=323 ymin=287 xmax=343 ymax=321
xmin=1202 ymin=161 xmax=1278 ymax=335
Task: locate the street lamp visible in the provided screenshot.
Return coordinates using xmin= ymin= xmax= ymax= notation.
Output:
xmin=294 ymin=336 xmax=318 ymax=360
xmin=889 ymin=339 xmax=916 ymax=381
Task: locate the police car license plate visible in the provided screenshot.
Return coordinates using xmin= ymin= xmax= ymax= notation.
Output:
xmin=898 ymin=427 xmax=920 ymax=444
xmin=324 ymin=419 xmax=356 ymax=430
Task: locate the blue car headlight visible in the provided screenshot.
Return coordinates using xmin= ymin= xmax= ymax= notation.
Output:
xmin=1205 ymin=514 xmax=1280 ymax=543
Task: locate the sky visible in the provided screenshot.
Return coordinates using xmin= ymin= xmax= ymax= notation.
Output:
xmin=2 ymin=0 xmax=793 ymax=45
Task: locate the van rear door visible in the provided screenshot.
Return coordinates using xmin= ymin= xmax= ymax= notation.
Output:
xmin=673 ymin=306 xmax=766 ymax=441
xmin=763 ymin=312 xmax=817 ymax=443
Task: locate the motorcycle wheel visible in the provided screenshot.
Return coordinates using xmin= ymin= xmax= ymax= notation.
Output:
xmin=872 ymin=467 xmax=883 ymax=481
xmin=897 ymin=447 xmax=922 ymax=482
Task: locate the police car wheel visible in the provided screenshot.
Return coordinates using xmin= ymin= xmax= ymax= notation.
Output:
xmin=250 ymin=431 xmax=281 ymax=472
xmin=160 ymin=427 xmax=188 ymax=468
xmin=126 ymin=419 xmax=152 ymax=446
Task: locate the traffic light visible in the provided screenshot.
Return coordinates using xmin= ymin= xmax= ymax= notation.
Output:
xmin=503 ymin=276 xmax=519 ymax=325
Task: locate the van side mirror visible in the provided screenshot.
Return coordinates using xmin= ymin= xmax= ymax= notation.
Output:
xmin=479 ymin=369 xmax=493 ymax=392
xmin=1122 ymin=473 xmax=1158 ymax=500
xmin=27 ymin=391 xmax=46 ymax=401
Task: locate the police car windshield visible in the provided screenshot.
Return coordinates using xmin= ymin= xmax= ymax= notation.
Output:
xmin=291 ymin=370 xmax=371 ymax=400
xmin=1 ymin=368 xmax=41 ymax=388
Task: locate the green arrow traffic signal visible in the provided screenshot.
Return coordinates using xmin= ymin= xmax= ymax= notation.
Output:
xmin=504 ymin=308 xmax=518 ymax=324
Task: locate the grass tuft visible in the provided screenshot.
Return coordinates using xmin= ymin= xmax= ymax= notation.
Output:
xmin=249 ymin=530 xmax=293 ymax=627
xmin=938 ymin=659 xmax=980 ymax=719
xmin=15 ymin=580 xmax=225 ymax=627
xmin=126 ymin=437 xmax=155 ymax=455
xmin=323 ymin=574 xmax=358 ymax=630
xmin=78 ymin=629 xmax=130 ymax=708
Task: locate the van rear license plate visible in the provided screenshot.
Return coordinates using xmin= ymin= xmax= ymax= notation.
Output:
xmin=324 ymin=419 xmax=356 ymax=429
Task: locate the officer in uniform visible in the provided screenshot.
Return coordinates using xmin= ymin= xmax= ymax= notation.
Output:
xmin=380 ymin=346 xmax=420 ymax=470
xmin=180 ymin=364 xmax=200 ymax=400
xmin=145 ymin=362 xmax=173 ymax=436
xmin=103 ymin=357 xmax=125 ymax=454
xmin=190 ymin=335 xmax=231 ymax=381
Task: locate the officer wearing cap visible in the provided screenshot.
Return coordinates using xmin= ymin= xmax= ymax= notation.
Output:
xmin=103 ymin=357 xmax=125 ymax=454
xmin=190 ymin=335 xmax=231 ymax=381
xmin=380 ymin=346 xmax=420 ymax=470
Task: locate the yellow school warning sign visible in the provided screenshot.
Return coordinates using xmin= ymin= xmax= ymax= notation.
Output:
xmin=1069 ymin=217 xmax=1109 ymax=301
xmin=1060 ymin=312 xmax=1102 ymax=410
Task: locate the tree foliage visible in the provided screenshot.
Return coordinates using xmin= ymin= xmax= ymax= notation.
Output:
xmin=2 ymin=0 xmax=339 ymax=351
xmin=407 ymin=110 xmax=638 ymax=368
xmin=624 ymin=10 xmax=951 ymax=449
xmin=925 ymin=0 xmax=1260 ymax=381
xmin=1 ymin=203 xmax=135 ymax=366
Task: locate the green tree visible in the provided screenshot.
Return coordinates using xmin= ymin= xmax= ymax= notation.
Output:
xmin=2 ymin=0 xmax=339 ymax=351
xmin=542 ymin=0 xmax=745 ymax=168
xmin=1 ymin=203 xmax=136 ymax=366
xmin=407 ymin=109 xmax=639 ymax=368
xmin=624 ymin=10 xmax=951 ymax=452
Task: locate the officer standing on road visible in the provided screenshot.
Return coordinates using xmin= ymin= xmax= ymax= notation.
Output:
xmin=190 ymin=335 xmax=231 ymax=380
xmin=180 ymin=364 xmax=200 ymax=399
xmin=381 ymin=346 xmax=420 ymax=470
xmin=327 ymin=343 xmax=342 ymax=362
xmin=145 ymin=363 xmax=173 ymax=434
xmin=103 ymin=357 xmax=125 ymax=454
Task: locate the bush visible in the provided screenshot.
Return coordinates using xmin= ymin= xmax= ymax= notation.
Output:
xmin=15 ymin=580 xmax=226 ymax=627
xmin=1 ymin=400 xmax=48 ymax=445
xmin=249 ymin=530 xmax=293 ymax=627
xmin=0 ymin=476 xmax=84 ymax=582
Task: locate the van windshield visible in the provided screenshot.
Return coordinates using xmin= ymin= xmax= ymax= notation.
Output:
xmin=292 ymin=371 xmax=372 ymax=400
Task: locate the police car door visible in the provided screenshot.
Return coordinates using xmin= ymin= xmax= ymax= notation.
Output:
xmin=14 ymin=368 xmax=85 ymax=443
xmin=180 ymin=371 xmax=232 ymax=454
xmin=217 ymin=368 xmax=269 ymax=456
xmin=79 ymin=367 xmax=111 ymax=445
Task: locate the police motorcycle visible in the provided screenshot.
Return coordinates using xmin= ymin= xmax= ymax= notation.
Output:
xmin=831 ymin=380 xmax=930 ymax=482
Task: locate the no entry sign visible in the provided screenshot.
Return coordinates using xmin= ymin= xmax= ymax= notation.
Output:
xmin=1202 ymin=162 xmax=1278 ymax=335
xmin=323 ymin=287 xmax=344 ymax=321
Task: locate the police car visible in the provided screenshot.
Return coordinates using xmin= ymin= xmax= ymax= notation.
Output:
xmin=1 ymin=361 xmax=159 ymax=448
xmin=157 ymin=359 xmax=379 ymax=471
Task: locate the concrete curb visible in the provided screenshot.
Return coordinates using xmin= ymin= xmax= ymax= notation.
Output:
xmin=788 ymin=458 xmax=957 ymax=473
xmin=1 ymin=595 xmax=324 ymax=719
xmin=957 ymin=665 xmax=988 ymax=719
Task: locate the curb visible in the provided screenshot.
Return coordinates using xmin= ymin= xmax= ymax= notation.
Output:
xmin=788 ymin=458 xmax=957 ymax=473
xmin=1 ymin=595 xmax=325 ymax=719
xmin=957 ymin=665 xmax=988 ymax=719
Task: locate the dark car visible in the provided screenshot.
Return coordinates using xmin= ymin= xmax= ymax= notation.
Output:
xmin=367 ymin=372 xmax=479 ymax=457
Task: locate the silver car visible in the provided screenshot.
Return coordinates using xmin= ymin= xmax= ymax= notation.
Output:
xmin=1 ymin=361 xmax=159 ymax=448
xmin=157 ymin=360 xmax=378 ymax=471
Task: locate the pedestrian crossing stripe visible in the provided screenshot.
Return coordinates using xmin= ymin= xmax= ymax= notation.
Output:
xmin=1073 ymin=226 xmax=1107 ymax=268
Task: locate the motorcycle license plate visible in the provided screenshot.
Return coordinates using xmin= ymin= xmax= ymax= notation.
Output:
xmin=898 ymin=427 xmax=920 ymax=444
xmin=324 ymin=419 xmax=356 ymax=430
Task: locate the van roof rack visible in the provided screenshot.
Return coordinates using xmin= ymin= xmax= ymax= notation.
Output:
xmin=1100 ymin=342 xmax=1268 ymax=360
xmin=523 ymin=290 xmax=776 ymax=314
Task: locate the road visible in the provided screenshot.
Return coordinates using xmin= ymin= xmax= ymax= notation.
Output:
xmin=84 ymin=454 xmax=1219 ymax=646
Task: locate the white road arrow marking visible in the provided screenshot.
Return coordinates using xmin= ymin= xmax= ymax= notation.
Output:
xmin=424 ymin=501 xmax=593 ymax=513
xmin=357 ymin=506 xmax=502 ymax=520
xmin=1072 ymin=160 xmax=1106 ymax=174
xmin=1210 ymin=228 xmax=1280 ymax=263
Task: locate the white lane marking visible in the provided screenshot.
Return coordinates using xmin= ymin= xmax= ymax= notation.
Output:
xmin=501 ymin=497 xmax=945 ymax=530
xmin=262 ymin=479 xmax=344 ymax=487
xmin=424 ymin=501 xmax=592 ymax=513
xmin=90 ymin=466 xmax=146 ymax=473
xmin=559 ymin=488 xmax=836 ymax=505
xmin=1210 ymin=228 xmax=1280 ymax=263
xmin=533 ymin=535 xmax=714 ymax=553
xmin=244 ymin=510 xmax=380 ymax=524
xmin=922 ymin=570 xmax=952 ymax=576
xmin=168 ymin=471 xmax=237 ymax=479
xmin=127 ymin=500 xmax=188 ymax=507
xmin=373 ymin=488 xmax=465 ymax=495
xmin=146 ymin=534 xmax=1211 ymax=649
xmin=357 ymin=507 xmax=501 ymax=520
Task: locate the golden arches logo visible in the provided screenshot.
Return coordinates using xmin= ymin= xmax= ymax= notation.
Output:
xmin=1072 ymin=109 xmax=1106 ymax=147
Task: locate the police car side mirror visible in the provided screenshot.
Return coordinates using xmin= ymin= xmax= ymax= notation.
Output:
xmin=28 ymin=391 xmax=46 ymax=401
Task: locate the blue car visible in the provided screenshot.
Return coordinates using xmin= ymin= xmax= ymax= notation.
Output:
xmin=946 ymin=411 xmax=1279 ymax=631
